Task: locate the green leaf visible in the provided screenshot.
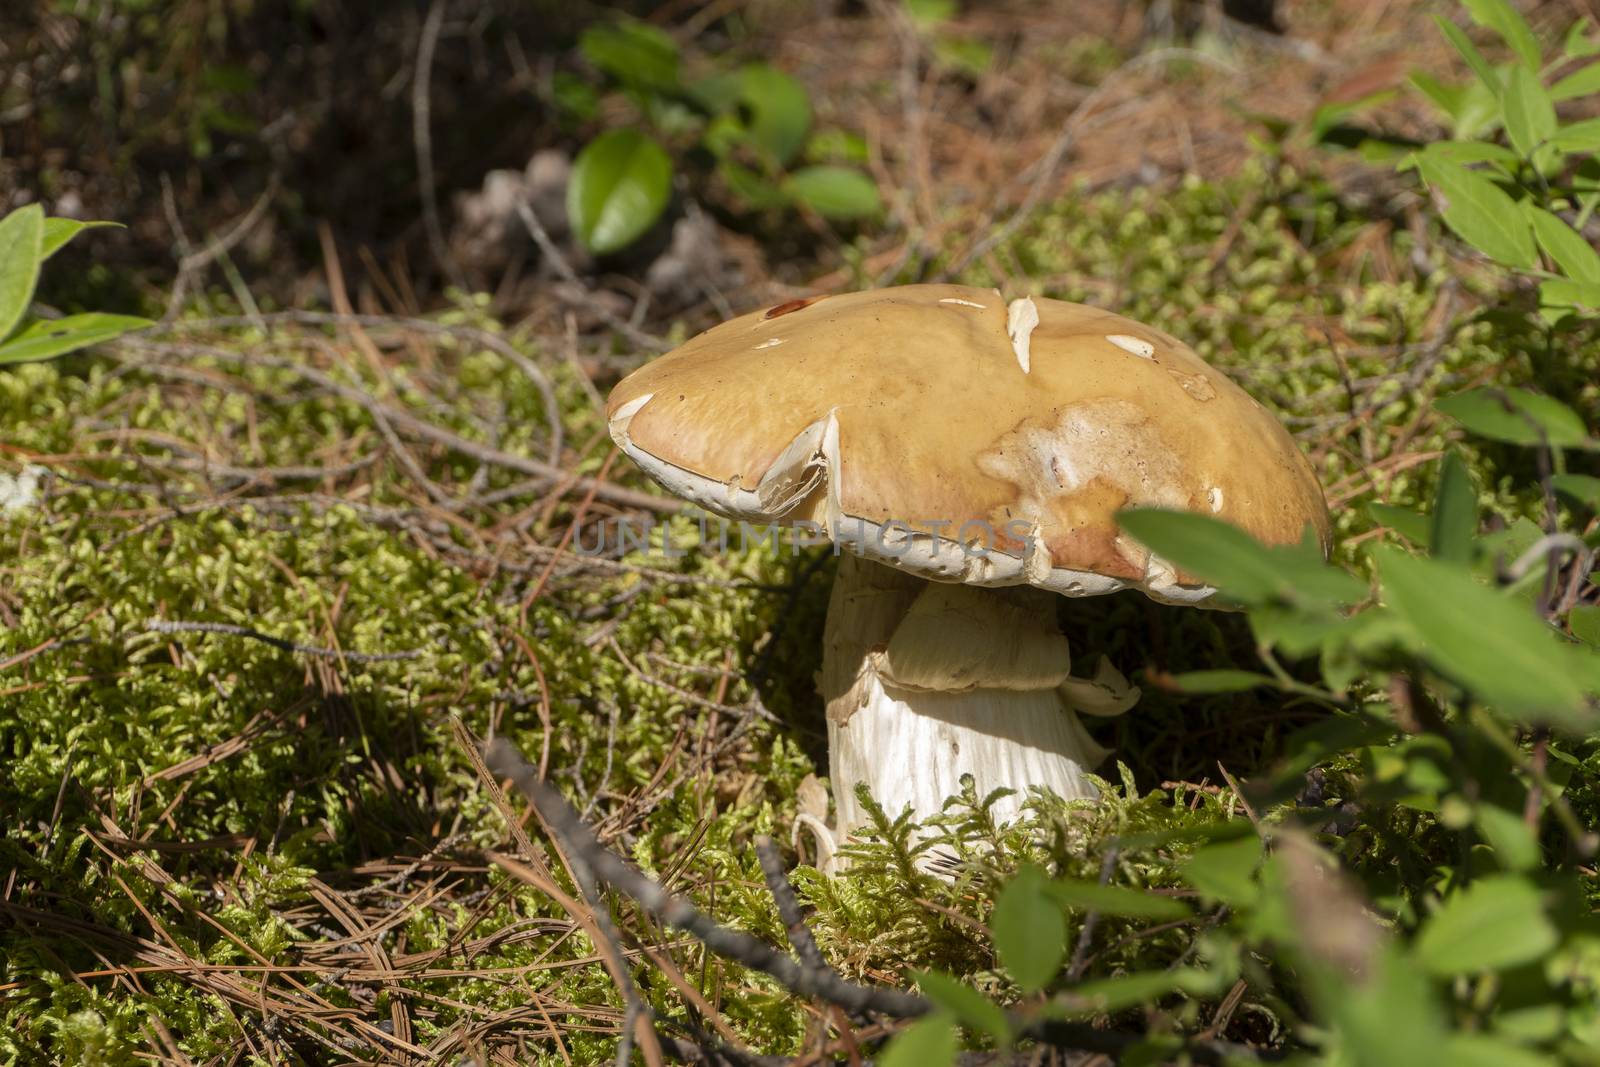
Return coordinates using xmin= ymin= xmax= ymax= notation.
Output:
xmin=1409 ymin=71 xmax=1467 ymax=121
xmin=1501 ymin=65 xmax=1557 ymax=158
xmin=992 ymin=865 xmax=1066 ymax=993
xmin=686 ymin=70 xmax=743 ymax=114
xmin=0 ymin=204 xmax=45 ymax=343
xmin=1566 ymin=18 xmax=1600 ymax=58
xmin=1180 ymin=835 xmax=1262 ymax=905
xmin=1368 ymin=503 xmax=1432 ymax=544
xmin=1418 ymin=140 xmax=1521 ymax=166
xmin=879 ymin=1015 xmax=958 ymax=1067
xmin=1415 ymin=156 xmax=1536 ymax=268
xmin=1526 ymin=204 xmax=1600 ymax=283
xmin=717 ymin=159 xmax=787 ymax=210
xmin=1377 ymin=547 xmax=1592 ymax=719
xmin=0 ymin=313 xmax=152 ymax=366
xmin=1062 ymin=971 xmax=1202 ymax=1014
xmin=1409 ymin=74 xmax=1501 ymax=138
xmin=932 ymin=35 xmax=994 ymax=78
xmin=40 ymin=218 xmax=119 ymax=262
xmin=737 ymin=64 xmax=812 ymax=168
xmin=1435 ymin=387 xmax=1591 ymax=447
xmin=1328 ymin=950 xmax=1449 ymax=1067
xmin=1117 ymin=509 xmax=1366 ymax=608
xmin=1434 ymin=16 xmax=1503 ymax=94
xmin=1552 ymin=472 xmax=1600 ymax=509
xmin=1473 ymin=804 xmax=1541 ymax=871
xmin=1161 ymin=669 xmax=1276 ymax=694
xmin=781 ymin=166 xmax=882 ymax=219
xmin=1414 ymin=875 xmax=1557 ymax=974
xmin=913 ymin=971 xmax=1010 ymax=1044
xmin=1117 ymin=510 xmax=1279 ymax=600
xmin=1548 ymin=117 xmax=1600 ymax=152
xmin=1043 ymin=879 xmax=1193 ymax=921
xmin=567 ymin=130 xmax=674 ymax=255
xmin=1442 ymin=1035 xmax=1558 ymax=1067
xmin=905 ymin=0 xmax=956 ymax=27
xmin=1429 ymin=451 xmax=1478 ymax=563
xmin=1570 ymin=605 xmax=1600 ymax=647
xmin=1537 ymin=276 xmax=1600 ymax=314
xmin=1551 ymin=61 xmax=1600 ymax=102
xmin=578 ymin=20 xmax=679 ymax=92
xmin=1462 ymin=0 xmax=1541 ymax=70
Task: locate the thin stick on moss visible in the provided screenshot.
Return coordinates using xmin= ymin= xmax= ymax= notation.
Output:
xmin=483 ymin=736 xmax=928 ymax=1019
xmin=753 ymin=836 xmax=828 ymax=974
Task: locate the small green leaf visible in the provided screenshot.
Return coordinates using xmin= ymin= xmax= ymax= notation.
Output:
xmin=1043 ymin=879 xmax=1193 ymax=921
xmin=40 ymin=218 xmax=119 ymax=261
xmin=1377 ymin=547 xmax=1592 ymax=719
xmin=1526 ymin=204 xmax=1600 ymax=283
xmin=578 ymin=20 xmax=680 ymax=92
xmin=913 ymin=971 xmax=1010 ymax=1044
xmin=879 ymin=1015 xmax=958 ymax=1067
xmin=1571 ymin=605 xmax=1600 ymax=648
xmin=1434 ymin=16 xmax=1504 ymax=94
xmin=0 ymin=313 xmax=153 ymax=366
xmin=1552 ymin=472 xmax=1600 ymax=509
xmin=992 ymin=865 xmax=1066 ymax=993
xmin=1161 ymin=669 xmax=1277 ymax=694
xmin=1180 ymin=835 xmax=1263 ymax=905
xmin=904 ymin=0 xmax=956 ymax=27
xmin=1410 ymin=71 xmax=1467 ymax=121
xmin=1501 ymin=65 xmax=1556 ymax=158
xmin=0 ymin=204 xmax=45 ymax=343
xmin=1414 ymin=875 xmax=1557 ymax=974
xmin=1538 ymin=276 xmax=1600 ymax=314
xmin=1415 ymin=156 xmax=1536 ymax=268
xmin=1443 ymin=1034 xmax=1559 ymax=1067
xmin=1368 ymin=503 xmax=1432 ymax=544
xmin=717 ymin=159 xmax=787 ymax=210
xmin=1548 ymin=117 xmax=1600 ymax=152
xmin=1117 ymin=510 xmax=1365 ymax=608
xmin=1329 ymin=950 xmax=1450 ymax=1067
xmin=1429 ymin=451 xmax=1477 ymax=563
xmin=1565 ymin=18 xmax=1600 ymax=58
xmin=1473 ymin=804 xmax=1541 ymax=871
xmin=1551 ymin=61 xmax=1600 ymax=102
xmin=1462 ymin=0 xmax=1541 ymax=70
xmin=567 ymin=130 xmax=673 ymax=255
xmin=1062 ymin=971 xmax=1202 ymax=1014
xmin=737 ymin=63 xmax=812 ymax=168
xmin=1435 ymin=387 xmax=1590 ymax=447
xmin=782 ymin=166 xmax=882 ymax=219
xmin=1418 ymin=140 xmax=1521 ymax=166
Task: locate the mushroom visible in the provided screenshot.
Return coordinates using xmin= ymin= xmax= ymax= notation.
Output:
xmin=606 ymin=284 xmax=1328 ymax=869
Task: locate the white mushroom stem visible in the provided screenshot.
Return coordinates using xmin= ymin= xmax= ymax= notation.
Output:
xmin=818 ymin=554 xmax=1138 ymax=865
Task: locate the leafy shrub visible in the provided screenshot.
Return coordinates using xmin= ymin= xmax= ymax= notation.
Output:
xmin=1322 ymin=1 xmax=1600 ymax=320
xmin=563 ymin=17 xmax=882 ymax=254
xmin=0 ymin=205 xmax=150 ymax=366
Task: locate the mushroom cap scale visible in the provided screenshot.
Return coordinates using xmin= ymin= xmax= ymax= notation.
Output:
xmin=607 ymin=283 xmax=1329 ymax=605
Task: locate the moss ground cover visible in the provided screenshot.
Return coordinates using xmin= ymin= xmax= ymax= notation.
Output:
xmin=2 ymin=162 xmax=1596 ymax=1064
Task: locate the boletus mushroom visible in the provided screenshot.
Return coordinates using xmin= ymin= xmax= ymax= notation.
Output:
xmin=606 ymin=284 xmax=1328 ymax=870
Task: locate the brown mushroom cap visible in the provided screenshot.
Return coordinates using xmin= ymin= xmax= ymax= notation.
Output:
xmin=606 ymin=284 xmax=1329 ymax=604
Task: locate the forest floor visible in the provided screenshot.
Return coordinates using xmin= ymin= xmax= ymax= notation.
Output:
xmin=2 ymin=1 xmax=1598 ymax=1064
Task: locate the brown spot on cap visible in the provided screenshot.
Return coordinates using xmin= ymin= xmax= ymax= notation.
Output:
xmin=764 ymin=294 xmax=829 ymax=320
